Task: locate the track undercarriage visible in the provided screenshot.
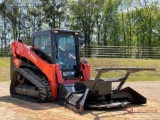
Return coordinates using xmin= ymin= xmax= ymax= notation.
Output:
xmin=10 ymin=68 xmax=52 ymax=102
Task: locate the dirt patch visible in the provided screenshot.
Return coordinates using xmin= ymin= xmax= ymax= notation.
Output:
xmin=0 ymin=81 xmax=160 ymax=120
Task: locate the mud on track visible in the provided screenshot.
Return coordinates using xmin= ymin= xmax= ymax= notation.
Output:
xmin=0 ymin=81 xmax=160 ymax=120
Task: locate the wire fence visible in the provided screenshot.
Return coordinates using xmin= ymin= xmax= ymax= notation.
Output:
xmin=80 ymin=46 xmax=160 ymax=59
xmin=0 ymin=46 xmax=160 ymax=59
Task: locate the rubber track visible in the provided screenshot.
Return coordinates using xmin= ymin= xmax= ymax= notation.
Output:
xmin=11 ymin=68 xmax=51 ymax=102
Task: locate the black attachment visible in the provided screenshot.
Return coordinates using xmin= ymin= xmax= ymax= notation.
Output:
xmin=58 ymin=67 xmax=155 ymax=113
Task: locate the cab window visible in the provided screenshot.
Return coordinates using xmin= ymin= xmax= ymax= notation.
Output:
xmin=33 ymin=34 xmax=51 ymax=56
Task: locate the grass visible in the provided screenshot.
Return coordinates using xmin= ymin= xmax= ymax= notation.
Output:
xmin=0 ymin=57 xmax=159 ymax=82
xmin=0 ymin=57 xmax=10 ymax=81
xmin=88 ymin=58 xmax=159 ymax=81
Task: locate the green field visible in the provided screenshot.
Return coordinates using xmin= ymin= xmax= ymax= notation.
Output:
xmin=88 ymin=58 xmax=159 ymax=81
xmin=0 ymin=57 xmax=10 ymax=81
xmin=0 ymin=57 xmax=159 ymax=82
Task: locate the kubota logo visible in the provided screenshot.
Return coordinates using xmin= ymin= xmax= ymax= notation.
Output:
xmin=28 ymin=51 xmax=37 ymax=62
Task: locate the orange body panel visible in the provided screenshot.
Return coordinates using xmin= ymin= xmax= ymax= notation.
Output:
xmin=11 ymin=42 xmax=57 ymax=100
xmin=11 ymin=41 xmax=91 ymax=100
xmin=81 ymin=64 xmax=90 ymax=81
xmin=13 ymin=57 xmax=22 ymax=68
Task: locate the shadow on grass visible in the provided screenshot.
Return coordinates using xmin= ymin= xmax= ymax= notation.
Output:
xmin=0 ymin=95 xmax=61 ymax=110
xmin=81 ymin=104 xmax=146 ymax=119
xmin=0 ymin=95 xmax=146 ymax=119
xmin=0 ymin=81 xmax=150 ymax=119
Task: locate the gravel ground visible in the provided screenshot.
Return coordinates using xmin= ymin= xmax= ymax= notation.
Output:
xmin=0 ymin=81 xmax=160 ymax=120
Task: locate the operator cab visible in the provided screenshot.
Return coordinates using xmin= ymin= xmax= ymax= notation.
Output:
xmin=31 ymin=30 xmax=80 ymax=79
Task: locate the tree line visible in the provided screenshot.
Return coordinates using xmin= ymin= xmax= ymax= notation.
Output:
xmin=0 ymin=0 xmax=160 ymax=56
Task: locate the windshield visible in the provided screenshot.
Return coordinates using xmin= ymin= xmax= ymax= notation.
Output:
xmin=55 ymin=34 xmax=77 ymax=69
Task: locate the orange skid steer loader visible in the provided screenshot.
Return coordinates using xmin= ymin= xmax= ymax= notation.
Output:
xmin=10 ymin=30 xmax=155 ymax=113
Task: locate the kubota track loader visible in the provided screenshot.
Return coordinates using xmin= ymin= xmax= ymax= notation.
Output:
xmin=10 ymin=30 xmax=155 ymax=113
